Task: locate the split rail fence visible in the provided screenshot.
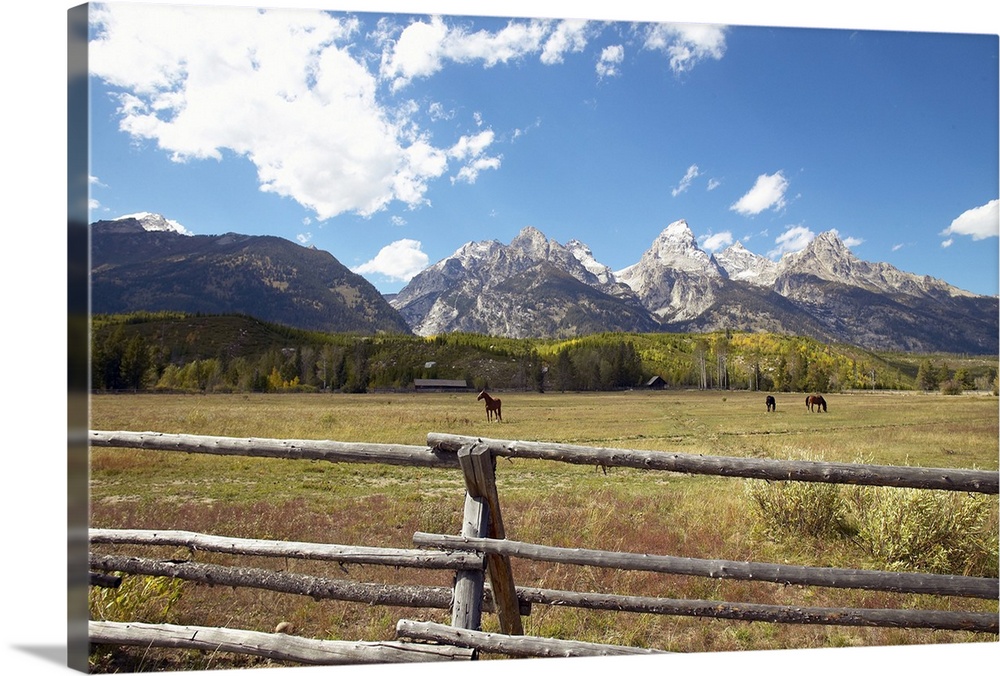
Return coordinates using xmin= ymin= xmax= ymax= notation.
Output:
xmin=88 ymin=429 xmax=1000 ymax=666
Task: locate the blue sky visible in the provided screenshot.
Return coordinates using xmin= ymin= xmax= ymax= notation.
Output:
xmin=86 ymin=1 xmax=999 ymax=296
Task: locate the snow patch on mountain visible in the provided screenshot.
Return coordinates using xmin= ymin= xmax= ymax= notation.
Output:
xmin=115 ymin=212 xmax=193 ymax=236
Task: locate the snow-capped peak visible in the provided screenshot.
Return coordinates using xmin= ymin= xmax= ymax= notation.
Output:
xmin=566 ymin=239 xmax=615 ymax=285
xmin=115 ymin=212 xmax=193 ymax=236
xmin=715 ymin=240 xmax=779 ymax=286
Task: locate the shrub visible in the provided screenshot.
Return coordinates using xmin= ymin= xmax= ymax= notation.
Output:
xmin=744 ymin=478 xmax=850 ymax=540
xmin=90 ymin=574 xmax=184 ymax=624
xmin=939 ymin=379 xmax=964 ymax=395
xmin=847 ymin=486 xmax=999 ymax=576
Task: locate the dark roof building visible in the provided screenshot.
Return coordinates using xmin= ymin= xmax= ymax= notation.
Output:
xmin=414 ymin=378 xmax=471 ymax=391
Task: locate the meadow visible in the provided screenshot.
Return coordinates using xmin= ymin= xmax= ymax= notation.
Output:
xmin=88 ymin=389 xmax=998 ymax=670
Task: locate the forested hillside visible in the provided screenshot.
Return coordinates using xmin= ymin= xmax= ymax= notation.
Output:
xmin=90 ymin=312 xmax=998 ymax=394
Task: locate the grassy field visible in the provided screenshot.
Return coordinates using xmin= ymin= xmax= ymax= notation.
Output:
xmin=88 ymin=389 xmax=998 ymax=670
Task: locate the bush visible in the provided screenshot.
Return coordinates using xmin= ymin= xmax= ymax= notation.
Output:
xmin=848 ymin=486 xmax=998 ymax=576
xmin=90 ymin=574 xmax=184 ymax=624
xmin=939 ymin=379 xmax=964 ymax=395
xmin=744 ymin=478 xmax=850 ymax=540
xmin=745 ymin=461 xmax=998 ymax=578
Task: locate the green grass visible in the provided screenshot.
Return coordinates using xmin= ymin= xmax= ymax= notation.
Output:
xmin=88 ymin=389 xmax=998 ymax=669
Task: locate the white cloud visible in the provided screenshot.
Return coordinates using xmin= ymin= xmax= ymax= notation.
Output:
xmin=831 ymin=229 xmax=864 ymax=248
xmin=940 ymin=199 xmax=999 ymax=241
xmin=643 ymin=23 xmax=727 ymax=74
xmin=88 ymin=5 xmax=499 ymax=222
xmin=768 ymin=225 xmax=815 ymax=259
xmin=671 ymin=164 xmax=700 ymax=197
xmin=352 ymin=239 xmax=430 ymax=282
xmin=707 ymin=178 xmax=721 ymax=191
xmin=730 ymin=171 xmax=789 ymax=216
xmin=541 ymin=19 xmax=592 ymax=65
xmin=448 ymin=130 xmax=501 ymax=184
xmin=941 ymin=238 xmax=954 ymax=248
xmin=296 ymin=232 xmax=312 ymax=245
xmin=380 ymin=16 xmax=569 ymax=90
xmin=701 ymin=231 xmax=733 ymax=252
xmin=596 ymin=44 xmax=624 ymax=79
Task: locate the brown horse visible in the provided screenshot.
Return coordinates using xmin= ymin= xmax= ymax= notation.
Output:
xmin=806 ymin=394 xmax=827 ymax=412
xmin=477 ymin=390 xmax=502 ymax=422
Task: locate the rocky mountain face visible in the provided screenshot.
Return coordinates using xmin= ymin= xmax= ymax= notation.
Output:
xmin=390 ymin=226 xmax=659 ymax=337
xmin=392 ymin=220 xmax=998 ymax=353
xmin=90 ymin=216 xmax=412 ymax=335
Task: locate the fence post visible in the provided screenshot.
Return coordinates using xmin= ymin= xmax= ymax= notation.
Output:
xmin=451 ymin=487 xmax=489 ymax=630
xmin=457 ymin=443 xmax=524 ymax=635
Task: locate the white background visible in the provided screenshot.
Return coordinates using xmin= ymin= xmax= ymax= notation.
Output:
xmin=2 ymin=1 xmax=997 ymax=674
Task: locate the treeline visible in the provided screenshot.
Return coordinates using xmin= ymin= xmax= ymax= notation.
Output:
xmin=90 ymin=313 xmax=998 ymax=395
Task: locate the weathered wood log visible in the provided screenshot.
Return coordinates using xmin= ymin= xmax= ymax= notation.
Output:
xmin=396 ymin=619 xmax=668 ymax=658
xmin=89 ymin=621 xmax=475 ymax=664
xmin=513 ymin=586 xmax=998 ymax=633
xmin=413 ymin=532 xmax=999 ymax=600
xmin=90 ymin=430 xmax=458 ymax=468
xmin=451 ymin=492 xmax=489 ymax=630
xmin=457 ymin=443 xmax=524 ymax=635
xmin=90 ymin=553 xmax=455 ymax=610
xmin=90 ymin=528 xmax=482 ymax=570
xmin=427 ymin=433 xmax=999 ymax=494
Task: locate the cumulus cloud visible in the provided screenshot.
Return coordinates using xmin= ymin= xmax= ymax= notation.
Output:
xmin=671 ymin=164 xmax=700 ymax=197
xmin=597 ymin=44 xmax=624 ymax=79
xmin=380 ymin=16 xmax=572 ymax=90
xmin=730 ymin=171 xmax=789 ymax=216
xmin=88 ymin=4 xmax=499 ymax=222
xmin=768 ymin=225 xmax=815 ymax=259
xmin=940 ymin=199 xmax=999 ymax=241
xmin=701 ymin=231 xmax=733 ymax=252
xmin=643 ymin=23 xmax=727 ymax=74
xmin=352 ymin=239 xmax=430 ymax=282
xmin=447 ymin=130 xmax=502 ymax=184
xmin=88 ymin=7 xmax=728 ymax=224
xmin=541 ymin=19 xmax=592 ymax=65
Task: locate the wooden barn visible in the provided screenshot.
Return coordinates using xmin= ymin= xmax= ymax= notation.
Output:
xmin=413 ymin=378 xmax=472 ymax=392
xmin=646 ymin=375 xmax=667 ymax=390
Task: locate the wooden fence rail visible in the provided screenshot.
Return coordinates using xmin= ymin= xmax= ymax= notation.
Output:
xmin=89 ymin=553 xmax=456 ymax=611
xmin=412 ymin=532 xmax=999 ymax=599
xmin=90 ymin=621 xmax=475 ymax=665
xmin=395 ymin=620 xmax=668 ymax=658
xmin=427 ymin=433 xmax=999 ymax=494
xmin=89 ymin=430 xmax=457 ymax=468
xmin=90 ymin=528 xmax=482 ymax=570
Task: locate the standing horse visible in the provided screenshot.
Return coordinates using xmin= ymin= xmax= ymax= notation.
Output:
xmin=765 ymin=395 xmax=776 ymax=412
xmin=477 ymin=390 xmax=502 ymax=422
xmin=805 ymin=394 xmax=827 ymax=412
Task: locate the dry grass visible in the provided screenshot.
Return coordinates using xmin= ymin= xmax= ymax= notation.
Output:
xmin=87 ymin=389 xmax=998 ymax=670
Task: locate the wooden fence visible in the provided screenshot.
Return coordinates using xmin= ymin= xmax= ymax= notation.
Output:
xmin=88 ymin=429 xmax=1000 ymax=666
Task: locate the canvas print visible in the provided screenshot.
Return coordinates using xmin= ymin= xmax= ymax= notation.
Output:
xmin=70 ymin=1 xmax=998 ymax=673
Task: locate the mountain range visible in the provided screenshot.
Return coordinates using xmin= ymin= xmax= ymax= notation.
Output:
xmin=90 ymin=213 xmax=411 ymax=335
xmin=390 ymin=220 xmax=998 ymax=353
xmin=89 ymin=213 xmax=998 ymax=354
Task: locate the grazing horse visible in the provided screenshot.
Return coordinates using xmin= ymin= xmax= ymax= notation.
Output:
xmin=806 ymin=394 xmax=827 ymax=412
xmin=477 ymin=390 xmax=502 ymax=422
xmin=765 ymin=395 xmax=776 ymax=412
